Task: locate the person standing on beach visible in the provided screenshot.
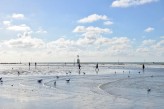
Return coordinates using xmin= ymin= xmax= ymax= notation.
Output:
xmin=18 ymin=71 xmax=20 ymax=76
xmin=29 ymin=62 xmax=31 ymax=70
xmin=143 ymin=64 xmax=145 ymax=70
xmin=95 ymin=63 xmax=99 ymax=71
xmin=35 ymin=62 xmax=37 ymax=69
xmin=78 ymin=64 xmax=81 ymax=70
xmin=77 ymin=55 xmax=81 ymax=70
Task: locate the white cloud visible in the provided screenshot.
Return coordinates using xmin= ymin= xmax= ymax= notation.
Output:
xmin=95 ymin=37 xmax=130 ymax=45
xmin=153 ymin=40 xmax=164 ymax=49
xmin=111 ymin=0 xmax=158 ymax=8
xmin=47 ymin=38 xmax=74 ymax=49
xmin=76 ymin=37 xmax=96 ymax=45
xmin=36 ymin=27 xmax=47 ymax=34
xmin=150 ymin=40 xmax=164 ymax=56
xmin=1 ymin=35 xmax=164 ymax=62
xmin=1 ymin=23 xmax=164 ymax=62
xmin=104 ymin=21 xmax=113 ymax=25
xmin=2 ymin=14 xmax=31 ymax=32
xmin=136 ymin=47 xmax=149 ymax=52
xmin=78 ymin=14 xmax=108 ymax=23
xmin=135 ymin=39 xmax=164 ymax=58
xmin=73 ymin=26 xmax=112 ymax=34
xmin=73 ymin=26 xmax=113 ymax=45
xmin=3 ymin=32 xmax=45 ymax=48
xmin=12 ymin=13 xmax=25 ymax=19
xmin=142 ymin=39 xmax=156 ymax=46
xmin=144 ymin=27 xmax=154 ymax=32
xmin=36 ymin=30 xmax=47 ymax=34
xmin=3 ymin=21 xmax=11 ymax=26
xmin=6 ymin=24 xmax=31 ymax=32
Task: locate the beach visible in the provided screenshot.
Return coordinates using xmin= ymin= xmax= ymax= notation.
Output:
xmin=0 ymin=63 xmax=164 ymax=109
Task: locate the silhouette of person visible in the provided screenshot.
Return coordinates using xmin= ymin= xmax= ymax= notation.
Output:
xmin=18 ymin=71 xmax=20 ymax=76
xmin=29 ymin=62 xmax=30 ymax=70
xmin=96 ymin=63 xmax=98 ymax=69
xmin=35 ymin=62 xmax=37 ymax=69
xmin=95 ymin=63 xmax=99 ymax=71
xmin=143 ymin=64 xmax=145 ymax=70
xmin=78 ymin=64 xmax=81 ymax=70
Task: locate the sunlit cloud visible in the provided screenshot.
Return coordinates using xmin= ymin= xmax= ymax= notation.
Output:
xmin=1 ymin=31 xmax=164 ymax=62
xmin=78 ymin=14 xmax=108 ymax=23
xmin=104 ymin=21 xmax=113 ymax=25
xmin=144 ymin=27 xmax=154 ymax=32
xmin=3 ymin=20 xmax=11 ymax=26
xmin=111 ymin=0 xmax=158 ymax=8
xmin=136 ymin=47 xmax=149 ymax=53
xmin=3 ymin=32 xmax=45 ymax=48
xmin=142 ymin=39 xmax=156 ymax=46
xmin=153 ymin=40 xmax=164 ymax=49
xmin=36 ymin=27 xmax=47 ymax=34
xmin=73 ymin=26 xmax=112 ymax=34
xmin=2 ymin=16 xmax=31 ymax=32
xmin=6 ymin=24 xmax=31 ymax=32
xmin=11 ymin=13 xmax=25 ymax=19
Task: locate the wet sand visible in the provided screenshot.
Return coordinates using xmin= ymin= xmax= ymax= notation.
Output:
xmin=0 ymin=63 xmax=164 ymax=109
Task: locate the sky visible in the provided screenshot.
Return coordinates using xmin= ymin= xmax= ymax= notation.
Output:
xmin=0 ymin=0 xmax=164 ymax=62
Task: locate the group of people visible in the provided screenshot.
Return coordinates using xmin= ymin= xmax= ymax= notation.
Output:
xmin=28 ymin=62 xmax=37 ymax=70
xmin=28 ymin=61 xmax=145 ymax=74
xmin=78 ymin=62 xmax=99 ymax=71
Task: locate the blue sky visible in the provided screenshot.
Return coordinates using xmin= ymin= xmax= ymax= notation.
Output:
xmin=0 ymin=0 xmax=164 ymax=62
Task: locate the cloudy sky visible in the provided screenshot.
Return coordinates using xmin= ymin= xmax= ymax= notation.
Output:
xmin=0 ymin=0 xmax=164 ymax=62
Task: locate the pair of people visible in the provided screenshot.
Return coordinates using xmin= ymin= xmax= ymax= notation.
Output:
xmin=78 ymin=63 xmax=99 ymax=71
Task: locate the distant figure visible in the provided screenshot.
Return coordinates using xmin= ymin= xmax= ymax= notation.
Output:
xmin=78 ymin=64 xmax=81 ymax=70
xmin=83 ymin=72 xmax=85 ymax=75
xmin=29 ymin=62 xmax=31 ymax=70
xmin=143 ymin=64 xmax=145 ymax=70
xmin=138 ymin=71 xmax=141 ymax=74
xmin=35 ymin=62 xmax=37 ymax=69
xmin=115 ymin=71 xmax=116 ymax=74
xmin=95 ymin=63 xmax=99 ymax=71
xmin=95 ymin=63 xmax=99 ymax=74
xmin=96 ymin=63 xmax=98 ymax=69
xmin=0 ymin=77 xmax=3 ymax=83
xmin=128 ymin=75 xmax=130 ymax=78
xmin=18 ymin=71 xmax=20 ymax=76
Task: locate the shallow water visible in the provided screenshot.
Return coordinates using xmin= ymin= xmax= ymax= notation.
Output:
xmin=0 ymin=63 xmax=164 ymax=109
